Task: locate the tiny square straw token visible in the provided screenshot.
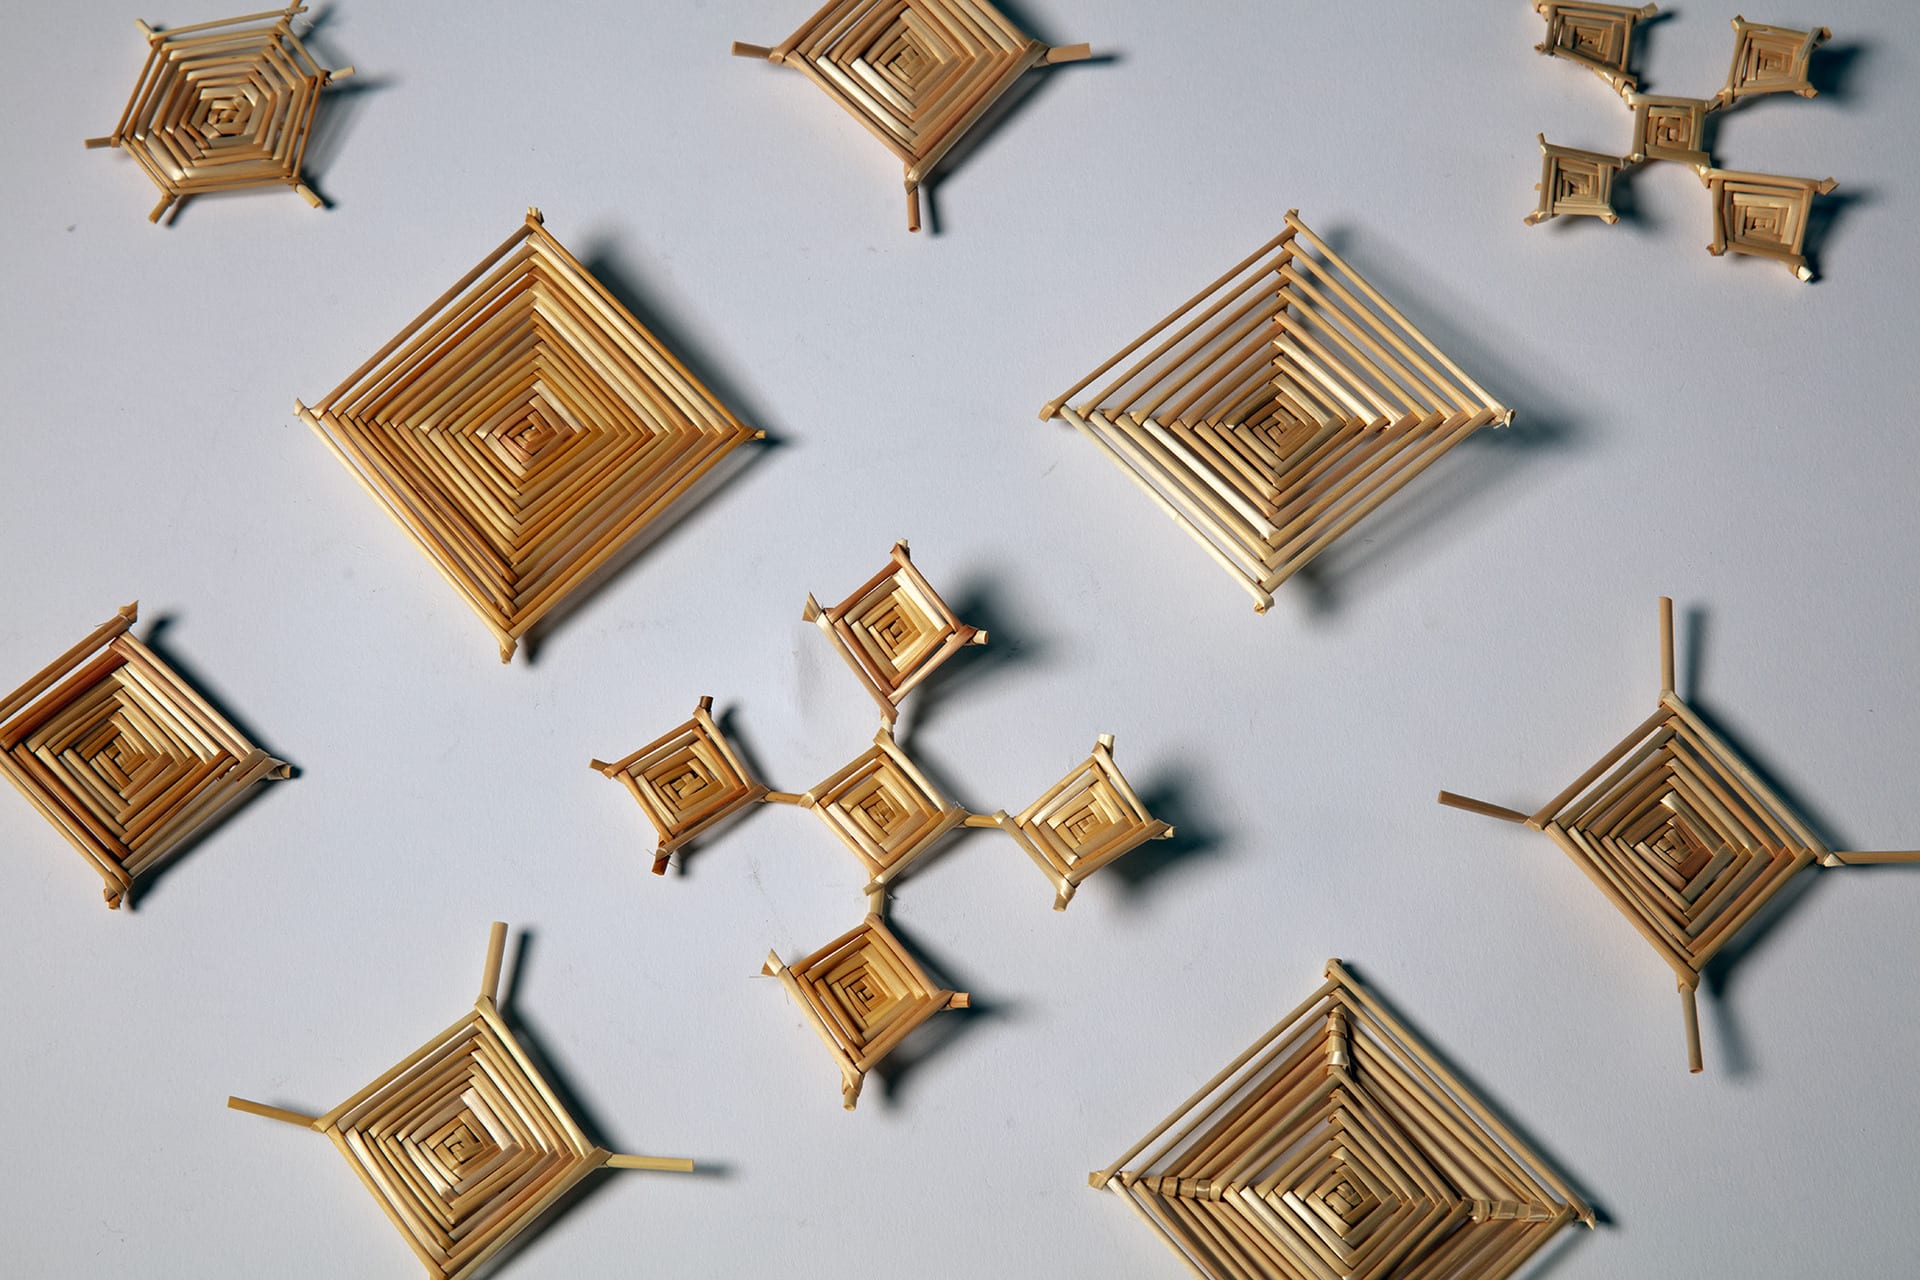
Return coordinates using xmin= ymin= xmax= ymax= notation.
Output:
xmin=730 ymin=0 xmax=1092 ymax=231
xmin=0 ymin=602 xmax=290 ymax=909
xmin=1002 ymin=735 xmax=1174 ymax=911
xmin=592 ymin=696 xmax=767 ymax=875
xmin=1092 ymin=960 xmax=1594 ymax=1280
xmin=803 ymin=539 xmax=986 ymax=723
xmin=297 ymin=209 xmax=763 ymax=663
xmin=1440 ymin=598 xmax=1920 ymax=1073
xmin=1041 ymin=212 xmax=1512 ymax=614
xmin=230 ymin=923 xmax=695 ymax=1280
xmin=762 ymin=912 xmax=969 ymax=1109
xmin=84 ymin=5 xmax=355 ymax=223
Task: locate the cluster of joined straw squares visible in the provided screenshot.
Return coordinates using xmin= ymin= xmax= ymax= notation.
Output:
xmin=229 ymin=924 xmax=693 ymax=1280
xmin=1094 ymin=961 xmax=1594 ymax=1280
xmin=594 ymin=541 xmax=1173 ymax=1107
xmin=1528 ymin=4 xmax=1838 ymax=280
xmin=85 ymin=4 xmax=353 ymax=222
xmin=1042 ymin=212 xmax=1511 ymax=614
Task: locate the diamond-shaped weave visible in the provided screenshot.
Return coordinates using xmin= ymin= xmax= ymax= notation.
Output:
xmin=299 ymin=210 xmax=760 ymax=662
xmin=1006 ymin=734 xmax=1172 ymax=909
xmin=1094 ymin=961 xmax=1591 ymax=1280
xmin=594 ymin=695 xmax=767 ymax=874
xmin=737 ymin=0 xmax=1085 ymax=228
xmin=805 ymin=540 xmax=984 ymax=722
xmin=764 ymin=912 xmax=965 ymax=1109
xmin=321 ymin=1007 xmax=597 ymax=1280
xmin=1043 ymin=213 xmax=1511 ymax=613
xmin=805 ymin=726 xmax=968 ymax=890
xmin=231 ymin=924 xmax=693 ymax=1278
xmin=0 ymin=603 xmax=286 ymax=908
xmin=1535 ymin=692 xmax=1824 ymax=981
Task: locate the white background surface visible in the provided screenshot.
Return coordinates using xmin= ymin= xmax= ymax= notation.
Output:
xmin=2 ymin=2 xmax=1917 ymax=1276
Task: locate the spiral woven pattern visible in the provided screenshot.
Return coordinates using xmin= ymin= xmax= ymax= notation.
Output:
xmin=0 ymin=604 xmax=286 ymax=908
xmin=1007 ymin=735 xmax=1172 ymax=909
xmin=594 ymin=696 xmax=767 ymax=874
xmin=806 ymin=540 xmax=984 ymax=722
xmin=299 ymin=211 xmax=760 ymax=662
xmin=321 ymin=1008 xmax=599 ymax=1280
xmin=1094 ymin=961 xmax=1590 ymax=1280
xmin=764 ymin=912 xmax=964 ymax=1109
xmin=1044 ymin=213 xmax=1510 ymax=613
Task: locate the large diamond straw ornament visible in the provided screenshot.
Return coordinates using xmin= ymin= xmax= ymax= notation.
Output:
xmin=298 ymin=209 xmax=762 ymax=662
xmin=731 ymin=0 xmax=1092 ymax=231
xmin=1093 ymin=961 xmax=1594 ymax=1280
xmin=230 ymin=924 xmax=695 ymax=1279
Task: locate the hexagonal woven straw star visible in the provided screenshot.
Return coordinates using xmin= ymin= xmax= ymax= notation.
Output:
xmin=763 ymin=912 xmax=969 ymax=1109
xmin=1093 ymin=960 xmax=1594 ymax=1280
xmin=0 ymin=603 xmax=289 ymax=909
xmin=1440 ymin=599 xmax=1920 ymax=1072
xmin=298 ymin=209 xmax=762 ymax=662
xmin=1042 ymin=212 xmax=1511 ymax=613
xmin=731 ymin=0 xmax=1091 ymax=230
xmin=230 ymin=924 xmax=694 ymax=1280
xmin=804 ymin=540 xmax=986 ymax=723
xmin=85 ymin=4 xmax=353 ymax=223
xmin=592 ymin=695 xmax=767 ymax=875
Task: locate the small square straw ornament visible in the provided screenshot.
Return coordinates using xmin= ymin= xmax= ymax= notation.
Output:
xmin=0 ymin=603 xmax=289 ymax=909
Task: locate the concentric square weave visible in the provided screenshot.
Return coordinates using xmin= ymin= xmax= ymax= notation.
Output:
xmin=1093 ymin=961 xmax=1593 ymax=1280
xmin=1532 ymin=1 xmax=1660 ymax=91
xmin=1440 ymin=598 xmax=1919 ymax=1072
xmin=298 ymin=209 xmax=762 ymax=662
xmin=230 ymin=924 xmax=694 ymax=1279
xmin=1004 ymin=734 xmax=1172 ymax=910
xmin=1717 ymin=17 xmax=1829 ymax=105
xmin=804 ymin=726 xmax=968 ymax=891
xmin=593 ymin=695 xmax=767 ymax=874
xmin=804 ymin=540 xmax=985 ymax=723
xmin=763 ymin=912 xmax=968 ymax=1109
xmin=1042 ymin=213 xmax=1512 ymax=613
xmin=1705 ymin=170 xmax=1837 ymax=281
xmin=733 ymin=0 xmax=1090 ymax=230
xmin=0 ymin=603 xmax=288 ymax=909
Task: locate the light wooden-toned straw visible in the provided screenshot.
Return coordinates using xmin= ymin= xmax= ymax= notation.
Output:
xmin=0 ymin=603 xmax=290 ymax=909
xmin=1440 ymin=597 xmax=1919 ymax=1074
xmin=1041 ymin=212 xmax=1512 ymax=614
xmin=1527 ymin=5 xmax=1837 ymax=280
xmin=85 ymin=4 xmax=353 ymax=222
xmin=731 ymin=0 xmax=1090 ymax=230
xmin=297 ymin=210 xmax=763 ymax=662
xmin=230 ymin=923 xmax=694 ymax=1279
xmin=1091 ymin=960 xmax=1593 ymax=1279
